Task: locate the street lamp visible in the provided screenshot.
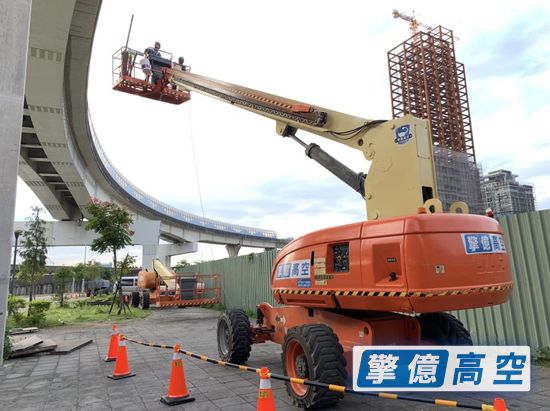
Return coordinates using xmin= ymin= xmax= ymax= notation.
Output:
xmin=10 ymin=229 xmax=23 ymax=295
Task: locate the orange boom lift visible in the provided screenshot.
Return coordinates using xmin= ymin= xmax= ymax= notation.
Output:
xmin=113 ymin=46 xmax=512 ymax=409
xmin=131 ymin=259 xmax=220 ymax=310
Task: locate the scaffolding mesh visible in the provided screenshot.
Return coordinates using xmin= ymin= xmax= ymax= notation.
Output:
xmin=433 ymin=147 xmax=484 ymax=214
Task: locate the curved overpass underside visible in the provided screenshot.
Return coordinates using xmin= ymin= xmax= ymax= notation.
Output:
xmin=19 ymin=0 xmax=288 ymax=250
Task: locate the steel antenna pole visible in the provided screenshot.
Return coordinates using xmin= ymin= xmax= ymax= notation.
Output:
xmin=125 ymin=14 xmax=134 ymax=49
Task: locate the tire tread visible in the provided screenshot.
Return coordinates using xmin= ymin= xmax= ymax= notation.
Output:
xmin=282 ymin=324 xmax=347 ymax=409
xmin=217 ymin=309 xmax=252 ymax=364
xmin=419 ymin=312 xmax=472 ymax=345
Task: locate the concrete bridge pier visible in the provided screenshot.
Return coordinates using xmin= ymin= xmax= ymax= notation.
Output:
xmin=142 ymin=243 xmax=198 ymax=269
xmin=225 ymin=244 xmax=241 ymax=258
xmin=0 ymin=0 xmax=32 ymax=367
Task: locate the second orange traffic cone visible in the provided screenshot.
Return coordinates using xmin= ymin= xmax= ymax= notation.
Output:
xmin=104 ymin=324 xmax=119 ymax=362
xmin=107 ymin=335 xmax=135 ymax=380
xmin=160 ymin=344 xmax=195 ymax=406
xmin=257 ymin=367 xmax=276 ymax=411
xmin=493 ymin=398 xmax=508 ymax=411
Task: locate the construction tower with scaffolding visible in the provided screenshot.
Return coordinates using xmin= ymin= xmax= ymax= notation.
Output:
xmin=388 ymin=25 xmax=484 ymax=214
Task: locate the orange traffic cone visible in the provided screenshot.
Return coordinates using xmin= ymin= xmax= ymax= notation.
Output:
xmin=160 ymin=344 xmax=195 ymax=406
xmin=257 ymin=367 xmax=276 ymax=411
xmin=107 ymin=335 xmax=135 ymax=380
xmin=104 ymin=324 xmax=119 ymax=362
xmin=493 ymin=398 xmax=508 ymax=411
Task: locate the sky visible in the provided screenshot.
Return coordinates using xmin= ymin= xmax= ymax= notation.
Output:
xmin=14 ymin=0 xmax=550 ymax=267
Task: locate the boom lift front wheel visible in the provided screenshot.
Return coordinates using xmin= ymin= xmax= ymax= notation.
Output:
xmin=282 ymin=324 xmax=347 ymax=409
xmin=217 ymin=310 xmax=252 ymax=364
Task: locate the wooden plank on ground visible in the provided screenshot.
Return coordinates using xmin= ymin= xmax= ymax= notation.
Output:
xmin=50 ymin=339 xmax=93 ymax=355
xmin=9 ymin=327 xmax=39 ymax=335
xmin=10 ymin=335 xmax=43 ymax=353
xmin=9 ymin=339 xmax=57 ymax=358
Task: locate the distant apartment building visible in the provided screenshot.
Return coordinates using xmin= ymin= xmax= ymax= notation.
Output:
xmin=481 ymin=170 xmax=536 ymax=215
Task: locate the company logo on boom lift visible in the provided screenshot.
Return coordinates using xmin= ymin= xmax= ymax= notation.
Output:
xmin=394 ymin=124 xmax=413 ymax=145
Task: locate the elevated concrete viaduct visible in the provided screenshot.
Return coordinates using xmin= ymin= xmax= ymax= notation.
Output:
xmin=16 ymin=0 xmax=288 ymax=260
xmin=1 ymin=0 xmax=288 ymax=364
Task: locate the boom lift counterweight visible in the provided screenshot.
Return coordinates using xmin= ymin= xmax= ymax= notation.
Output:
xmin=112 ymin=47 xmax=512 ymax=409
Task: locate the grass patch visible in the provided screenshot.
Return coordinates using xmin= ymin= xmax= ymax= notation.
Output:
xmin=201 ymin=303 xmax=226 ymax=311
xmin=44 ymin=301 xmax=150 ymax=327
xmin=7 ymin=296 xmax=150 ymax=329
xmin=535 ymin=347 xmax=550 ymax=367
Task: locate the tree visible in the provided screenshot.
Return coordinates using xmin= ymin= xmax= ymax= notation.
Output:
xmin=100 ymin=266 xmax=114 ymax=281
xmin=86 ymin=261 xmax=106 ymax=280
xmin=85 ymin=199 xmax=134 ymax=314
xmin=73 ymin=261 xmax=105 ymax=293
xmin=73 ymin=263 xmax=86 ymax=293
xmin=16 ymin=260 xmax=46 ymax=302
xmin=18 ymin=207 xmax=48 ymax=303
xmin=54 ymin=266 xmax=74 ymax=307
xmin=117 ymin=254 xmax=137 ymax=277
xmin=172 ymin=259 xmax=190 ymax=271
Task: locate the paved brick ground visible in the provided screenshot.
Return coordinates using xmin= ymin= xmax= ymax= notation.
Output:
xmin=1 ymin=308 xmax=549 ymax=410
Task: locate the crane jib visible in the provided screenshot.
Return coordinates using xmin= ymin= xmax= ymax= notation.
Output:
xmin=169 ymin=72 xmax=328 ymax=128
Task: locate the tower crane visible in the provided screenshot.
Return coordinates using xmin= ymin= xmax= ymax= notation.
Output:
xmin=392 ymin=9 xmax=434 ymax=34
xmin=392 ymin=9 xmax=460 ymax=40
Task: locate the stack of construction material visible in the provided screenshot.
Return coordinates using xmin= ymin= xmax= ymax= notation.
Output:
xmin=8 ymin=328 xmax=92 ymax=359
xmin=9 ymin=334 xmax=57 ymax=358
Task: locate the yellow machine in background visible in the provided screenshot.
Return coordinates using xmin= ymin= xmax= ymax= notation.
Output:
xmin=132 ymin=259 xmax=220 ymax=309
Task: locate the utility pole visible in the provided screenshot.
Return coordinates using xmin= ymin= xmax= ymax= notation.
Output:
xmin=82 ymin=246 xmax=87 ymax=293
xmin=10 ymin=230 xmax=23 ymax=294
xmin=0 ymin=0 xmax=32 ymax=366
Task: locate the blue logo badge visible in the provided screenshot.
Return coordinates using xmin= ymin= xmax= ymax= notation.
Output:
xmin=394 ymin=124 xmax=413 ymax=145
xmin=353 ymin=346 xmax=530 ymax=392
xmin=356 ymin=349 xmax=448 ymax=389
xmin=462 ymin=233 xmax=507 ymax=255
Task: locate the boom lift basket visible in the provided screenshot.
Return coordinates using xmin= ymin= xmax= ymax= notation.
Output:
xmin=112 ymin=46 xmax=191 ymax=105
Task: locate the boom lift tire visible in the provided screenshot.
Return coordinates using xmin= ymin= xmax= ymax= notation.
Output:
xmin=217 ymin=309 xmax=252 ymax=364
xmin=419 ymin=312 xmax=472 ymax=345
xmin=282 ymin=324 xmax=347 ymax=409
xmin=130 ymin=291 xmax=140 ymax=308
xmin=138 ymin=291 xmax=150 ymax=310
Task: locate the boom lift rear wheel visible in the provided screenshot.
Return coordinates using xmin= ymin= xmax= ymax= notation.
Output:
xmin=217 ymin=309 xmax=252 ymax=364
xmin=419 ymin=312 xmax=472 ymax=345
xmin=138 ymin=291 xmax=150 ymax=309
xmin=130 ymin=291 xmax=140 ymax=308
xmin=282 ymin=324 xmax=347 ymax=409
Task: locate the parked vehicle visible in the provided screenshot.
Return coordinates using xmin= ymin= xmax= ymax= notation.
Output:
xmin=114 ymin=276 xmax=139 ymax=295
xmin=92 ymin=278 xmax=111 ymax=295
